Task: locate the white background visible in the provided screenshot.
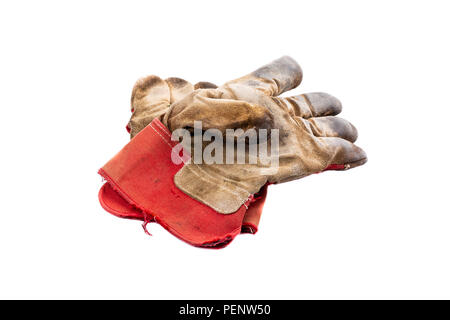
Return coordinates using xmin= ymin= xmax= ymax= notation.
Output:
xmin=0 ymin=0 xmax=449 ymax=299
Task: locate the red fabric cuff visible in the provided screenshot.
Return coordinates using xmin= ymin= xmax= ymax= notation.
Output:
xmin=99 ymin=119 xmax=256 ymax=248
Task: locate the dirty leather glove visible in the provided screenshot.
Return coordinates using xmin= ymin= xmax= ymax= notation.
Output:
xmin=98 ymin=56 xmax=366 ymax=248
xmin=162 ymin=56 xmax=367 ymax=214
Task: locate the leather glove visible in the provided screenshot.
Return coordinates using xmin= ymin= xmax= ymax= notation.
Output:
xmin=161 ymin=56 xmax=367 ymax=214
xmin=98 ymin=56 xmax=366 ymax=247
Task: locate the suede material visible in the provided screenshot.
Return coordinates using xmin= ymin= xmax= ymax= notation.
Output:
xmin=128 ymin=77 xmax=219 ymax=138
xmin=161 ymin=56 xmax=367 ymax=213
xmin=128 ymin=76 xmax=171 ymax=138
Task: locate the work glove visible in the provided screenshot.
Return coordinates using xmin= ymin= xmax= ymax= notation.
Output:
xmin=161 ymin=56 xmax=367 ymax=214
xmin=98 ymin=56 xmax=366 ymax=247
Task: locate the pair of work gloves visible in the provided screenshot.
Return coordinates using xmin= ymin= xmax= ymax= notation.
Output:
xmin=98 ymin=56 xmax=367 ymax=248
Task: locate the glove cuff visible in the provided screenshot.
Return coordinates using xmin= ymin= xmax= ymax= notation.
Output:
xmin=98 ymin=119 xmax=253 ymax=248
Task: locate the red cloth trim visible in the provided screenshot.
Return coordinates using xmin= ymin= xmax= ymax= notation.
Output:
xmin=98 ymin=183 xmax=144 ymax=220
xmin=323 ymin=164 xmax=346 ymax=171
xmin=241 ymin=184 xmax=268 ymax=234
xmin=98 ymin=118 xmax=251 ymax=248
xmin=99 ymin=181 xmax=268 ymax=235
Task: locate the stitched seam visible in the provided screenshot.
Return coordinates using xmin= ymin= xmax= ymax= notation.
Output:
xmin=153 ymin=121 xmax=172 ymax=138
xmin=153 ymin=119 xmax=172 ymax=137
xmin=149 ymin=123 xmax=171 ymax=146
xmin=152 ymin=121 xmax=191 ymax=163
xmin=149 ymin=123 xmax=187 ymax=166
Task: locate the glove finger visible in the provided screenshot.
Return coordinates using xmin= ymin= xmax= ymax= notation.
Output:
xmin=319 ymin=136 xmax=367 ymax=170
xmin=224 ymin=56 xmax=302 ymax=96
xmin=194 ymin=81 xmax=218 ymax=89
xmin=129 ymin=75 xmax=171 ymax=138
xmin=165 ymin=89 xmax=273 ymax=133
xmin=130 ymin=75 xmax=170 ymax=111
xmin=165 ymin=77 xmax=194 ymax=103
xmin=306 ymin=116 xmax=358 ymax=143
xmin=274 ymin=92 xmax=342 ymax=119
